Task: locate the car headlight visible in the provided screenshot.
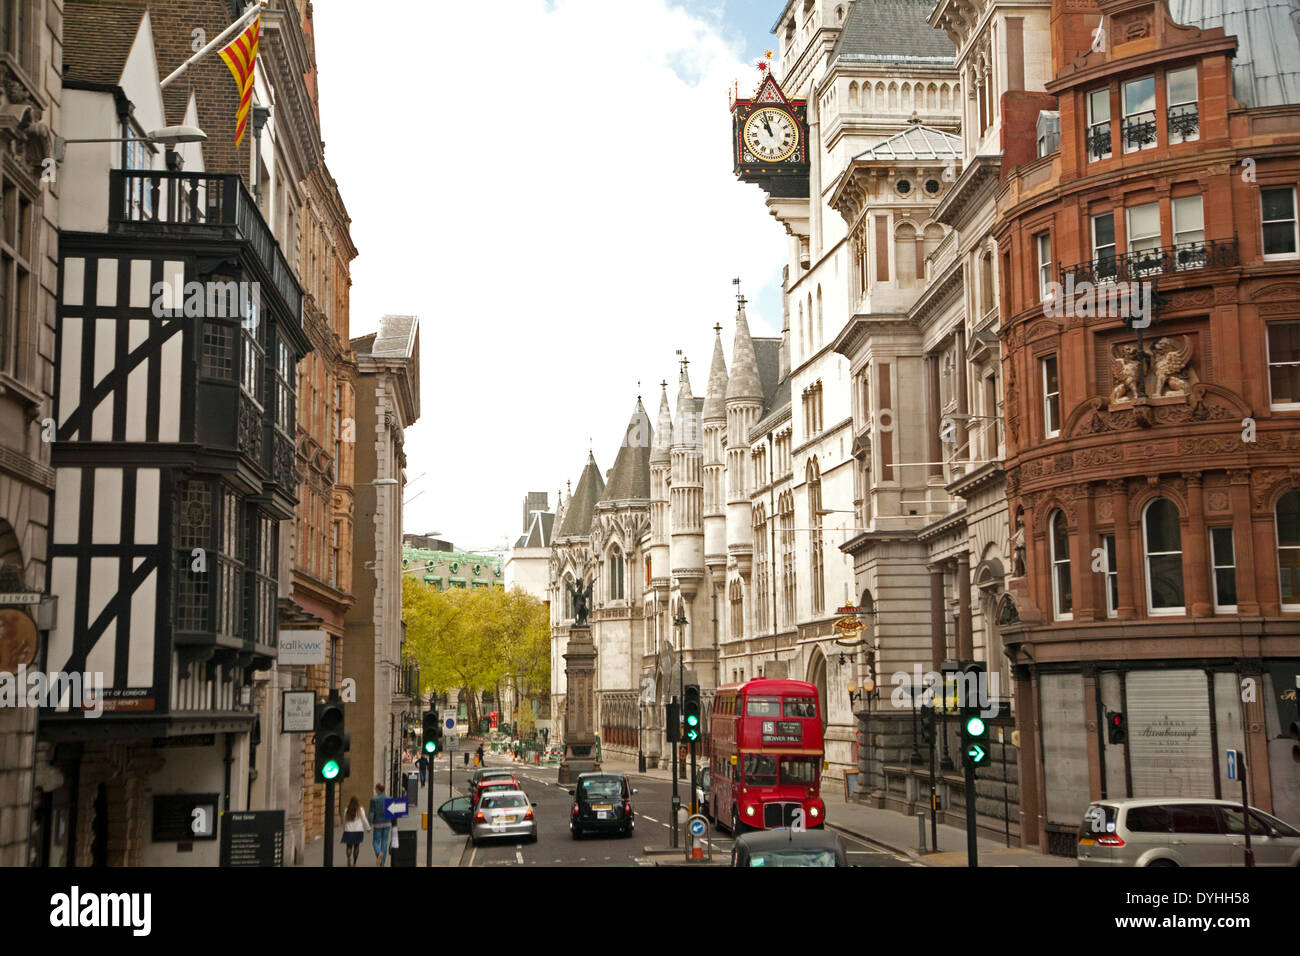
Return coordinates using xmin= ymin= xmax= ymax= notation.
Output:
xmin=810 ymin=806 xmax=819 ymax=817
xmin=745 ymin=805 xmax=756 ymax=817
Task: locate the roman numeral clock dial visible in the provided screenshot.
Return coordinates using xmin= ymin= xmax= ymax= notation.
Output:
xmin=743 ymin=107 xmax=798 ymax=163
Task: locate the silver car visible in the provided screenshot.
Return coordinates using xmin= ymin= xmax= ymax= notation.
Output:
xmin=471 ymin=790 xmax=537 ymax=846
xmin=1077 ymin=798 xmax=1300 ymax=867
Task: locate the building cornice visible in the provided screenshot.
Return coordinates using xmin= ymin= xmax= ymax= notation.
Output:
xmin=831 ymin=312 xmax=916 ymax=360
xmin=908 ymin=258 xmax=965 ymax=328
xmin=932 ymin=153 xmax=1001 ymax=227
xmin=947 ymin=459 xmax=1005 ymax=498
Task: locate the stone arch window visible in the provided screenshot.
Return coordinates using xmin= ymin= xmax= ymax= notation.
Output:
xmin=940 ymin=83 xmax=950 ymax=111
xmin=1049 ymin=509 xmax=1073 ymax=620
xmin=806 ymin=292 xmax=813 ymax=356
xmin=889 ymin=82 xmax=899 ymax=110
xmin=980 ymin=249 xmax=996 ymax=315
xmin=729 ymin=578 xmax=744 ymax=640
xmin=875 ymin=82 xmax=886 ymax=111
xmin=816 ymin=284 xmax=823 ymax=347
xmin=894 ymin=221 xmax=918 ymax=288
xmin=927 ymin=82 xmax=938 ymax=111
xmin=808 ymin=457 xmax=825 ymax=614
xmin=848 ymin=81 xmax=858 ymax=108
xmin=1277 ymin=488 xmax=1300 ymax=610
xmin=779 ymin=490 xmax=797 ymax=627
xmin=608 ymin=544 xmax=624 ymax=601
xmin=753 ymin=502 xmax=769 ymax=633
xmin=797 ymin=299 xmax=804 ymax=364
xmin=563 ymin=572 xmax=575 ymax=619
xmin=835 ymin=4 xmax=846 ymax=23
xmin=901 ymin=82 xmax=911 ymax=110
xmin=1143 ymin=497 xmax=1185 ymax=614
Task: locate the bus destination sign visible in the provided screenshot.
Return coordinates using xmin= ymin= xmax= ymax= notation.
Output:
xmin=761 ymin=720 xmax=802 ymax=743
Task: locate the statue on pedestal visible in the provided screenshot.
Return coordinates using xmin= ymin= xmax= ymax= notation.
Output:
xmin=569 ymin=577 xmax=593 ymax=625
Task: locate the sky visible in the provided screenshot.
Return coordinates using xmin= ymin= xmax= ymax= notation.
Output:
xmin=314 ymin=0 xmax=790 ymax=552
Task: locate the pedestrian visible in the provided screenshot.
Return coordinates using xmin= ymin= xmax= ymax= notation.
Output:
xmin=341 ymin=796 xmax=370 ymax=867
xmin=475 ymin=743 xmax=484 ymax=766
xmin=368 ymin=783 xmax=391 ymax=867
xmin=417 ymin=753 xmax=429 ymax=787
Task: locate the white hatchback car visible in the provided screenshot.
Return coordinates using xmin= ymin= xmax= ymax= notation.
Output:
xmin=1077 ymin=798 xmax=1300 ymax=867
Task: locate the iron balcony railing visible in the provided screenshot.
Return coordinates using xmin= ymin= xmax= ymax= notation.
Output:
xmin=1121 ymin=110 xmax=1157 ymax=150
xmin=1059 ymin=237 xmax=1238 ymax=286
xmin=108 ymin=169 xmax=302 ymax=319
xmin=1167 ymin=103 xmax=1198 ymax=140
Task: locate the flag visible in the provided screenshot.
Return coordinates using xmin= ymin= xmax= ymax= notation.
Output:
xmin=218 ymin=14 xmax=260 ymax=146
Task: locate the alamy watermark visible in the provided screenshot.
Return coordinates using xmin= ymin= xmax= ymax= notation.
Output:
xmin=151 ymin=277 xmax=260 ymax=319
xmin=889 ymin=665 xmax=999 ymax=718
xmin=0 ymin=666 xmax=104 ymax=717
xmin=1044 ymin=275 xmax=1153 ymax=328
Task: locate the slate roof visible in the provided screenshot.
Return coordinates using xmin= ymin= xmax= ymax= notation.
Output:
xmin=514 ymin=511 xmax=555 ymax=549
xmin=601 ymin=398 xmax=653 ymax=503
xmin=726 ymin=303 xmax=764 ymax=402
xmin=674 ymin=365 xmax=700 ymax=447
xmin=754 ymin=338 xmax=782 ymax=409
xmin=369 ymin=314 xmax=419 ymax=358
xmin=1169 ymin=0 xmax=1300 ymax=108
xmin=702 ymin=331 xmax=729 ymax=422
xmin=852 ymin=124 xmax=963 ymax=162
xmin=64 ymin=1 xmax=147 ymax=87
xmin=557 ymin=453 xmax=605 ymax=538
xmin=829 ymin=0 xmax=955 ymax=65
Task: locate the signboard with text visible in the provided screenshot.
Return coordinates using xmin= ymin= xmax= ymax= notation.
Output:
xmin=282 ymin=690 xmax=316 ymax=733
xmin=277 ymin=629 xmax=328 ymax=665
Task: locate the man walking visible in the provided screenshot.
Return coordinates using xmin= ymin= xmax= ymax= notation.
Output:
xmin=417 ymin=753 xmax=429 ymax=787
xmin=369 ymin=783 xmax=391 ymax=867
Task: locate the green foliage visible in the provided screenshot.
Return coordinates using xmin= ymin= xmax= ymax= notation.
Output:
xmin=402 ymin=581 xmax=550 ymax=727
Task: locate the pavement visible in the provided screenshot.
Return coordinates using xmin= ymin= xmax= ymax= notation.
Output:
xmin=593 ymin=752 xmax=1076 ymax=868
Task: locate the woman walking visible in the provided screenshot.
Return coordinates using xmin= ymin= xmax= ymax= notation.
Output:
xmin=341 ymin=796 xmax=370 ymax=867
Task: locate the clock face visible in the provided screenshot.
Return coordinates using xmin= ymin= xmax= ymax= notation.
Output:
xmin=743 ymin=107 xmax=799 ymax=163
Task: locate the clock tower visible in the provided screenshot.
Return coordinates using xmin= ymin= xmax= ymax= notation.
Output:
xmin=730 ymin=72 xmax=809 ymax=199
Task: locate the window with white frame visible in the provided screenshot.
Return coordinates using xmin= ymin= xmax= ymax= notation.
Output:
xmin=1050 ymin=510 xmax=1073 ymax=620
xmin=1267 ymin=321 xmax=1300 ymax=409
xmin=1143 ymin=497 xmax=1185 ymax=614
xmin=1166 ymin=67 xmax=1198 ymax=144
xmin=1041 ymin=355 xmax=1061 ymax=438
xmin=1261 ymin=186 xmax=1298 ymax=260
xmin=1101 ymin=533 xmax=1118 ymax=618
xmin=1036 ymin=232 xmax=1052 ymax=301
xmin=1122 ymin=75 xmax=1157 ymax=153
xmin=1277 ymin=489 xmax=1300 ymax=610
xmin=1210 ymin=527 xmax=1237 ymax=612
xmin=1172 ymin=195 xmax=1205 ymax=269
xmin=1127 ymin=202 xmax=1162 ymax=274
xmin=1087 ymin=87 xmax=1111 ymax=161
xmin=1092 ymin=212 xmax=1117 ymax=282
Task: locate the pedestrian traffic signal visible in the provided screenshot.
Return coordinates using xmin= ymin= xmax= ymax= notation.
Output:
xmin=1106 ymin=710 xmax=1126 ymax=745
xmin=423 ymin=711 xmax=443 ymax=755
xmin=683 ymin=684 xmax=701 ymax=743
xmin=665 ymin=700 xmax=680 ymax=743
xmin=315 ymin=694 xmax=350 ymax=783
xmin=920 ymin=703 xmax=935 ymax=745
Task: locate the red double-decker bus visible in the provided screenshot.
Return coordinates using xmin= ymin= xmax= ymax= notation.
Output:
xmin=707 ymin=678 xmax=824 ymax=833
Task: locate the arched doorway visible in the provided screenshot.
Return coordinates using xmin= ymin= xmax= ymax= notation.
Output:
xmin=807 ymin=647 xmax=828 ymax=734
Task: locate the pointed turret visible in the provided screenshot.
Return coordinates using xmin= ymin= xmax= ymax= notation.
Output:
xmin=725 ymin=299 xmax=764 ymax=583
xmin=650 ymin=382 xmax=673 ymax=465
xmin=673 ymin=360 xmax=699 ymax=450
xmin=670 ymin=357 xmax=704 ymax=598
xmin=702 ymin=329 xmax=729 ymax=424
xmin=649 ymin=381 xmax=673 ymax=588
xmin=703 ymin=326 xmax=730 ymax=579
xmin=601 ymin=397 xmax=653 ymax=503
xmin=726 ymin=301 xmax=763 ymax=403
xmin=556 ymin=453 xmax=605 ymax=539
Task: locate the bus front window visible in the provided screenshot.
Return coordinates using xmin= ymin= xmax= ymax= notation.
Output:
xmin=742 ymin=754 xmax=778 ymax=785
xmin=781 ymin=757 xmax=819 ymax=786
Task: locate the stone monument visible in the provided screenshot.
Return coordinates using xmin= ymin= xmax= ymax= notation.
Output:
xmin=559 ymin=579 xmax=600 ymax=784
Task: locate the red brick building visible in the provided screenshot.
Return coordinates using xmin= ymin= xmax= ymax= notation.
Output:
xmin=994 ymin=0 xmax=1300 ymax=853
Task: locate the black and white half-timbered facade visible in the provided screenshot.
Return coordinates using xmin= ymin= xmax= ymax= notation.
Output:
xmin=36 ymin=5 xmax=310 ymax=864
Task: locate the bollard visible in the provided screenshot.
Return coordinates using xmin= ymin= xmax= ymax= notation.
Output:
xmin=917 ymin=811 xmax=926 ymax=853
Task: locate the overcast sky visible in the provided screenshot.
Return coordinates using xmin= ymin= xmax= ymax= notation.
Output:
xmin=314 ymin=0 xmax=788 ymax=551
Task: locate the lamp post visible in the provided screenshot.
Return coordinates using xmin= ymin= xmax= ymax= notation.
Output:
xmin=53 ymin=125 xmax=207 ymax=163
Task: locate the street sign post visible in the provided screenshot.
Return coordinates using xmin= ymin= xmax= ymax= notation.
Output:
xmin=1225 ymin=748 xmax=1254 ymax=867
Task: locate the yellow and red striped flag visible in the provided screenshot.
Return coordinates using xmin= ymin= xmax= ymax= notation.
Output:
xmin=218 ymin=14 xmax=260 ymax=146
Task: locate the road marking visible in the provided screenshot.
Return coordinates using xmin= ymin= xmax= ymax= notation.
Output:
xmin=515 ymin=848 xmax=524 ymax=864
xmin=643 ymin=816 xmax=659 ymax=823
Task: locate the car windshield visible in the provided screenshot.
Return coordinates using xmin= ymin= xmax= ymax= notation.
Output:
xmin=781 ymin=757 xmax=819 ymax=785
xmin=749 ymin=849 xmax=838 ymax=867
xmin=784 ymin=697 xmax=816 ymax=718
xmin=581 ymin=778 xmax=623 ymax=799
xmin=746 ymin=697 xmax=780 ymax=717
xmin=742 ymin=755 xmax=778 ymax=785
xmin=481 ymin=795 xmax=527 ymax=810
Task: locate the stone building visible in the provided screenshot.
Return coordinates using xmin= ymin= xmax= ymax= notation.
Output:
xmin=0 ymin=0 xmax=62 ymax=868
xmin=342 ymin=314 xmax=419 ymax=814
xmin=994 ymin=0 xmax=1300 ymax=853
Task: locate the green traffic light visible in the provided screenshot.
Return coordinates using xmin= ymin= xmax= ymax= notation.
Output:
xmin=424 ymin=740 xmax=436 ymax=753
xmin=322 ymin=759 xmax=341 ymax=780
xmin=686 ymin=715 xmax=699 ymax=726
xmin=965 ymin=716 xmax=986 ymax=737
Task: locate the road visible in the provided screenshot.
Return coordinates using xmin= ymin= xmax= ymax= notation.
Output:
xmin=424 ymin=755 xmax=914 ymax=867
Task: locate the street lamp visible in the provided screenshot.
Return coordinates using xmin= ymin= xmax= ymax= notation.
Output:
xmin=53 ymin=125 xmax=207 ymax=163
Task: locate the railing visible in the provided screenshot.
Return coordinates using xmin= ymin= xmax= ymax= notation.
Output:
xmin=1121 ymin=110 xmax=1157 ymax=150
xmin=1086 ymin=122 xmax=1111 ymax=160
xmin=109 ymin=170 xmax=302 ymax=319
xmin=1059 ymin=237 xmax=1238 ymax=285
xmin=1167 ymin=103 xmax=1198 ymax=140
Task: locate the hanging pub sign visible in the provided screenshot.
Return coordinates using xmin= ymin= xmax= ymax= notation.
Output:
xmin=833 ymin=613 xmax=865 ymax=645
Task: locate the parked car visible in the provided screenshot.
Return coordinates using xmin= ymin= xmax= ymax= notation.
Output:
xmin=568 ymin=772 xmax=637 ymax=839
xmin=1077 ymin=798 xmax=1300 ymax=867
xmin=471 ymin=790 xmax=537 ymax=845
xmin=471 ymin=778 xmax=521 ymax=808
xmin=730 ymin=829 xmax=849 ymax=867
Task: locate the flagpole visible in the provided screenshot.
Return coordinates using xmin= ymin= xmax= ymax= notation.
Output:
xmin=160 ymin=1 xmax=266 ymax=90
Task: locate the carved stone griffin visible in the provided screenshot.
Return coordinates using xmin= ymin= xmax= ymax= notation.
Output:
xmin=1151 ymin=335 xmax=1195 ymax=397
xmin=1110 ymin=343 xmax=1144 ymax=404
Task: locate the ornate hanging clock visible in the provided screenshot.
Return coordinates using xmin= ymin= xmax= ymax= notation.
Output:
xmin=731 ymin=72 xmax=809 ymax=198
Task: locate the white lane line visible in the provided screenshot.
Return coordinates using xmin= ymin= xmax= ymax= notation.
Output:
xmin=642 ymin=816 xmax=659 ymax=823
xmin=515 ymin=848 xmax=524 ymax=864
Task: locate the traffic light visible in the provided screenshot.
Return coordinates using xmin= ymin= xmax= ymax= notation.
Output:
xmin=920 ymin=703 xmax=935 ymax=746
xmin=1106 ymin=710 xmax=1126 ymax=745
xmin=683 ymin=684 xmax=702 ymax=743
xmin=315 ymin=694 xmax=350 ymax=783
xmin=423 ymin=711 xmax=443 ymax=755
xmin=665 ymin=700 xmax=680 ymax=743
xmin=958 ymin=667 xmax=990 ymax=773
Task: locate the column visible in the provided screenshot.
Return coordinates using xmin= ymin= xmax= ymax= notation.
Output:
xmin=1108 ymin=479 xmax=1137 ymax=619
xmin=1072 ymin=483 xmax=1099 ymax=621
xmin=955 ymin=329 xmax=969 ymax=459
xmin=1184 ymin=473 xmax=1212 ymax=616
xmin=957 ymin=553 xmax=973 ymax=660
xmin=1228 ymin=471 xmax=1260 ymax=615
xmin=925 ymin=355 xmax=942 ymax=479
xmin=929 ymin=566 xmax=947 ymax=670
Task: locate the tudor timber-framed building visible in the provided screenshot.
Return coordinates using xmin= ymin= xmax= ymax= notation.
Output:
xmin=995 ymin=0 xmax=1300 ymax=853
